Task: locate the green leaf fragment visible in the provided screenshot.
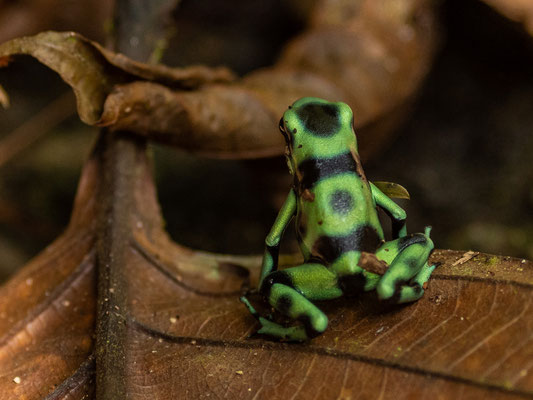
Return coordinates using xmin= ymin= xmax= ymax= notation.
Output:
xmin=373 ymin=181 xmax=410 ymax=200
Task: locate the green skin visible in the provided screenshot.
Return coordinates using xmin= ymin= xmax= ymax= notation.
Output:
xmin=240 ymin=97 xmax=437 ymax=342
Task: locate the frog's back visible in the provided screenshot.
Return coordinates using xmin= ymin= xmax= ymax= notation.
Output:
xmin=281 ymin=97 xmax=384 ymax=264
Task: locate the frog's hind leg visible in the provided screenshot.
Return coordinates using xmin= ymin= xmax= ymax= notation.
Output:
xmin=244 ymin=263 xmax=341 ymax=341
xmin=375 ymin=227 xmax=437 ymax=304
xmin=240 ymin=295 xmax=305 ymax=340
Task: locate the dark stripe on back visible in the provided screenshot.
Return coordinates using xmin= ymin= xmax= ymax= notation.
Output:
xmin=312 ymin=225 xmax=382 ymax=264
xmin=297 ymin=152 xmax=359 ymax=192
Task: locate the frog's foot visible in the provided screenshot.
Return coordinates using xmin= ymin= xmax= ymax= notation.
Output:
xmin=240 ymin=295 xmax=274 ymax=328
xmin=241 ymin=296 xmax=311 ymax=341
xmin=257 ymin=317 xmax=309 ymax=342
xmin=377 ymin=233 xmax=437 ymax=304
xmin=396 ymin=262 xmax=437 ymax=303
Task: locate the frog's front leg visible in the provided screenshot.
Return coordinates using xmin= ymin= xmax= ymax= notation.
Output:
xmin=375 ymin=227 xmax=437 ymax=303
xmin=370 ymin=182 xmax=407 ymax=238
xmin=241 ymin=188 xmax=305 ymax=341
xmin=258 ymin=189 xmax=296 ymax=287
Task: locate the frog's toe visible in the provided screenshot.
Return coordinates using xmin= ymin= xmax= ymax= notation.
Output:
xmin=257 ymin=318 xmax=283 ymax=338
xmin=240 ymin=296 xmax=260 ymax=319
xmin=376 ymin=282 xmax=395 ymax=301
xmin=414 ymin=262 xmax=437 ymax=286
xmin=257 ymin=318 xmax=308 ymax=341
xmin=257 ymin=317 xmax=281 ymax=334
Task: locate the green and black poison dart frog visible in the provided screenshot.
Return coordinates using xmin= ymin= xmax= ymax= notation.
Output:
xmin=240 ymin=97 xmax=437 ymax=342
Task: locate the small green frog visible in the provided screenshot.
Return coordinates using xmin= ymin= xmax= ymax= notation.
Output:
xmin=241 ymin=97 xmax=437 ymax=341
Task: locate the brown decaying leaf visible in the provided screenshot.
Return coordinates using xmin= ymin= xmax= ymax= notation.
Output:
xmin=482 ymin=0 xmax=533 ymax=36
xmin=0 ymin=0 xmax=438 ymax=159
xmin=3 ymin=1 xmax=532 ymax=398
xmin=0 ymin=31 xmax=235 ymax=124
xmin=1 ymin=136 xmax=532 ymax=398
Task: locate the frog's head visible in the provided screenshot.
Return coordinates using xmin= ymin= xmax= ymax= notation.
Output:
xmin=279 ymin=97 xmax=358 ymax=174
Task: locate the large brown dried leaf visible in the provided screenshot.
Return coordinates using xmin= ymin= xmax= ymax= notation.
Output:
xmin=0 ymin=0 xmax=438 ymax=159
xmin=1 ymin=134 xmax=532 ymax=399
xmin=0 ymin=31 xmax=235 ymax=124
